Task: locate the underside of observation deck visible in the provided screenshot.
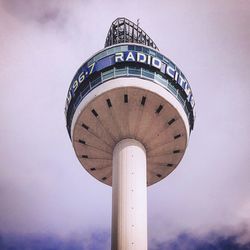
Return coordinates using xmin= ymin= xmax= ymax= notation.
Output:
xmin=72 ymin=78 xmax=188 ymax=186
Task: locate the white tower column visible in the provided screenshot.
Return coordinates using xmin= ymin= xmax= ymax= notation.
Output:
xmin=112 ymin=139 xmax=147 ymax=250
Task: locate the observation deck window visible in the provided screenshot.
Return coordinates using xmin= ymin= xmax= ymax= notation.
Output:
xmin=121 ymin=45 xmax=128 ymax=51
xmin=135 ymin=45 xmax=142 ymax=52
xmin=163 ymin=56 xmax=169 ymax=64
xmin=94 ymin=50 xmax=108 ymax=61
xmin=128 ymin=67 xmax=141 ymax=76
xmin=114 ymin=46 xmax=121 ymax=53
xmin=177 ymin=92 xmax=185 ymax=106
xmin=168 ymin=83 xmax=177 ymax=95
xmin=156 ymin=52 xmax=163 ymax=60
xmin=149 ymin=49 xmax=156 ymax=57
xmin=142 ymin=68 xmax=154 ymax=79
xmin=128 ymin=45 xmax=135 ymax=50
xmin=81 ymin=83 xmax=90 ymax=97
xmin=102 ymin=69 xmax=114 ymax=81
xmin=115 ymin=67 xmax=127 ymax=76
xmin=87 ymin=58 xmax=94 ymax=66
xmin=155 ymin=73 xmax=168 ymax=87
xmin=142 ymin=47 xmax=149 ymax=54
xmin=90 ymin=76 xmax=101 ymax=88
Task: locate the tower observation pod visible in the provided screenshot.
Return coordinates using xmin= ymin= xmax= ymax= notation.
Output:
xmin=65 ymin=17 xmax=195 ymax=250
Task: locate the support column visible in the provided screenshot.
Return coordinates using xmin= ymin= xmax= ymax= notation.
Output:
xmin=112 ymin=139 xmax=147 ymax=250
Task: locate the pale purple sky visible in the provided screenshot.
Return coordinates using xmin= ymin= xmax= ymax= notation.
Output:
xmin=0 ymin=0 xmax=250 ymax=248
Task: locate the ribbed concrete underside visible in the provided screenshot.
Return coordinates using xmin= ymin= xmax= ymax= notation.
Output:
xmin=72 ymin=86 xmax=187 ymax=186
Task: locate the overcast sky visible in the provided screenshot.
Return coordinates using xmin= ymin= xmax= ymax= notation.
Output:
xmin=0 ymin=0 xmax=250 ymax=249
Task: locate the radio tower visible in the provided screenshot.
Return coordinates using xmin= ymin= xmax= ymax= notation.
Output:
xmin=65 ymin=17 xmax=195 ymax=250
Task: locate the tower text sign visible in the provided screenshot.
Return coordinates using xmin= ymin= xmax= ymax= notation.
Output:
xmin=114 ymin=51 xmax=193 ymax=100
xmin=65 ymin=45 xmax=195 ymax=117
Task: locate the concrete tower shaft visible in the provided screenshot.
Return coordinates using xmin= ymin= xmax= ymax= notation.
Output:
xmin=112 ymin=139 xmax=147 ymax=250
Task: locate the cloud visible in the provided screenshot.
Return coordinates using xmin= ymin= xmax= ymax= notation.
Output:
xmin=1 ymin=231 xmax=250 ymax=250
xmin=150 ymin=232 xmax=250 ymax=250
xmin=0 ymin=0 xmax=68 ymax=25
xmin=0 ymin=231 xmax=110 ymax=250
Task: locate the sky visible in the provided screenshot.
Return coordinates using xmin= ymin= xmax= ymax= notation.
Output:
xmin=0 ymin=0 xmax=250 ymax=249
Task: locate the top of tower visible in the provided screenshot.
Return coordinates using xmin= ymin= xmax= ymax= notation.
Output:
xmin=104 ymin=17 xmax=159 ymax=51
